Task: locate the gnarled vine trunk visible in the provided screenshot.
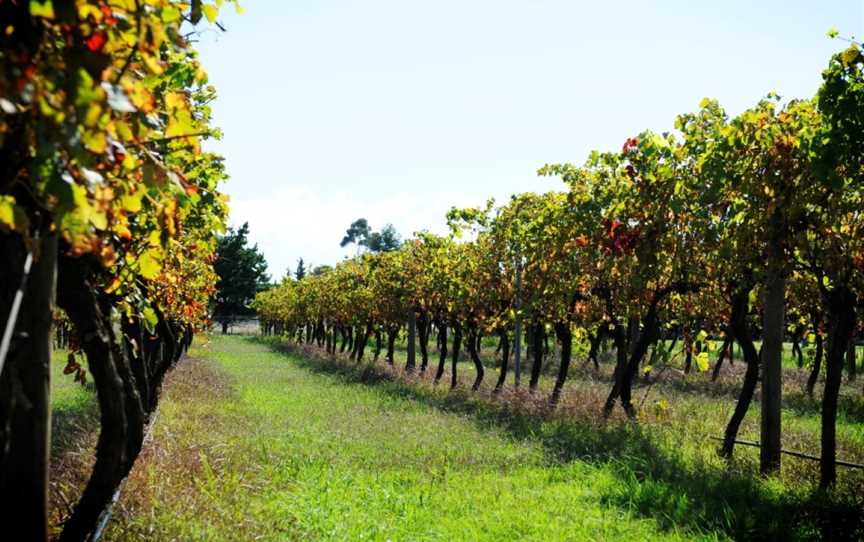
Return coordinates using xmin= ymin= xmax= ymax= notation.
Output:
xmin=494 ymin=330 xmax=510 ymax=392
xmin=528 ymin=322 xmax=544 ymax=391
xmin=551 ymin=322 xmax=572 ymax=405
xmin=386 ymin=326 xmax=398 ymax=365
xmin=820 ymin=286 xmax=856 ymax=488
xmin=57 ymin=255 xmax=145 ymax=542
xmin=434 ymin=322 xmax=448 ymax=383
xmin=806 ymin=311 xmax=824 ymax=397
xmin=418 ymin=312 xmax=429 ymax=372
xmin=450 ymin=321 xmax=462 ymax=389
xmin=466 ymin=325 xmax=484 ymax=391
xmin=0 ymin=232 xmax=57 ymax=542
xmin=720 ymin=282 xmax=760 ymax=459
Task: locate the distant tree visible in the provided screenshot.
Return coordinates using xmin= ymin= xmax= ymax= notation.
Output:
xmin=213 ymin=222 xmax=270 ymax=334
xmin=340 ymin=218 xmax=372 ymax=250
xmin=340 ymin=218 xmax=401 ymax=253
xmin=295 ymin=258 xmax=307 ymax=280
xmin=368 ymin=223 xmax=402 ymax=252
xmin=284 ymin=265 xmax=292 ymax=281
xmin=311 ymin=264 xmax=332 ymax=276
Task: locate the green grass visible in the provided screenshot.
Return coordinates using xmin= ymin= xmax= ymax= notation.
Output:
xmin=49 ymin=348 xmax=99 ymax=536
xmin=45 ymin=333 xmax=862 ymax=540
xmin=50 ymin=348 xmax=93 ymax=416
xmin=380 ymin=333 xmax=864 ymax=462
xmin=272 ymin=334 xmax=864 ymax=540
xmin=105 ymin=335 xmax=710 ymax=541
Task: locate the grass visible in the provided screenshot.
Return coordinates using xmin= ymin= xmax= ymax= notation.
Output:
xmin=385 ymin=333 xmax=864 ymax=464
xmin=49 ymin=348 xmax=99 ymax=537
xmin=270 ymin=334 xmax=864 ymax=540
xmin=101 ymin=335 xmax=709 ymax=541
xmin=48 ymin=333 xmax=864 ymax=540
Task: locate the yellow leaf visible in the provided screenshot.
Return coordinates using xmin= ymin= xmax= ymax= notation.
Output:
xmin=105 ymin=276 xmax=122 ymax=294
xmin=124 ymin=81 xmax=155 ymax=112
xmin=82 ymin=129 xmax=107 ymax=154
xmin=121 ymin=191 xmax=143 ymax=213
xmin=138 ymin=250 xmax=162 ymax=280
xmin=142 ymin=53 xmax=164 ymax=75
xmin=30 ymin=0 xmax=54 ymax=19
xmin=84 ymin=103 xmax=102 ymax=127
xmin=114 ymin=120 xmax=133 ymax=141
xmin=696 ymin=352 xmax=710 ymax=372
xmin=202 ymin=4 xmax=218 ymax=23
xmin=166 ymin=109 xmax=194 ymax=138
xmin=0 ymin=195 xmax=17 ymax=231
xmin=77 ymin=4 xmax=102 ymax=22
xmin=89 ymin=209 xmax=108 ymax=230
xmin=165 ymin=92 xmax=186 ymax=111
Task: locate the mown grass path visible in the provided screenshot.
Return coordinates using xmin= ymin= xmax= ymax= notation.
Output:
xmin=105 ymin=334 xmax=710 ymax=541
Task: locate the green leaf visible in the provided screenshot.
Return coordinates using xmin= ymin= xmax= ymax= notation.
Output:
xmin=29 ymin=0 xmax=54 ymax=19
xmin=840 ymin=45 xmax=862 ymax=67
xmin=142 ymin=306 xmax=158 ymax=330
xmin=827 ymin=27 xmax=839 ymax=39
xmin=748 ymin=288 xmax=758 ymax=310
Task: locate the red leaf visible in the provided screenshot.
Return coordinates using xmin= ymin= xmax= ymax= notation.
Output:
xmin=86 ymin=31 xmax=108 ymax=53
xmin=101 ymin=5 xmax=117 ymax=26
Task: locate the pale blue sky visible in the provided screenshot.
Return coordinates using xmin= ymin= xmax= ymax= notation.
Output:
xmin=195 ymin=1 xmax=863 ymax=279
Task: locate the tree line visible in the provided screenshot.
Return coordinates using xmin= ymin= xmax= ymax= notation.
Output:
xmin=255 ymin=39 xmax=864 ymax=490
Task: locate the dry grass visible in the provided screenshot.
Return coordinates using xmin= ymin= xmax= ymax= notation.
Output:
xmin=115 ymin=357 xmax=236 ymax=515
xmin=48 ymin=355 xmax=239 ymax=539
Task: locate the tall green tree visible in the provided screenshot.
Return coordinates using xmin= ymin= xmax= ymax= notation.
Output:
xmin=213 ymin=223 xmax=270 ymax=333
xmin=340 ymin=218 xmax=372 ymax=250
xmin=295 ymin=258 xmax=307 ymax=280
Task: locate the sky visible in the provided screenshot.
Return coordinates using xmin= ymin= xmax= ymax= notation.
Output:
xmin=194 ymin=0 xmax=864 ymax=280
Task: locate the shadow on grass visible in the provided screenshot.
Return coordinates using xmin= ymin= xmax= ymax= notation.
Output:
xmin=51 ymin=382 xmax=99 ymax=458
xmin=49 ymin=382 xmax=99 ymax=531
xmin=365 ymin=340 xmax=864 ymax=425
xmin=783 ymin=392 xmax=864 ymax=424
xmin=252 ymin=336 xmax=864 ymax=542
